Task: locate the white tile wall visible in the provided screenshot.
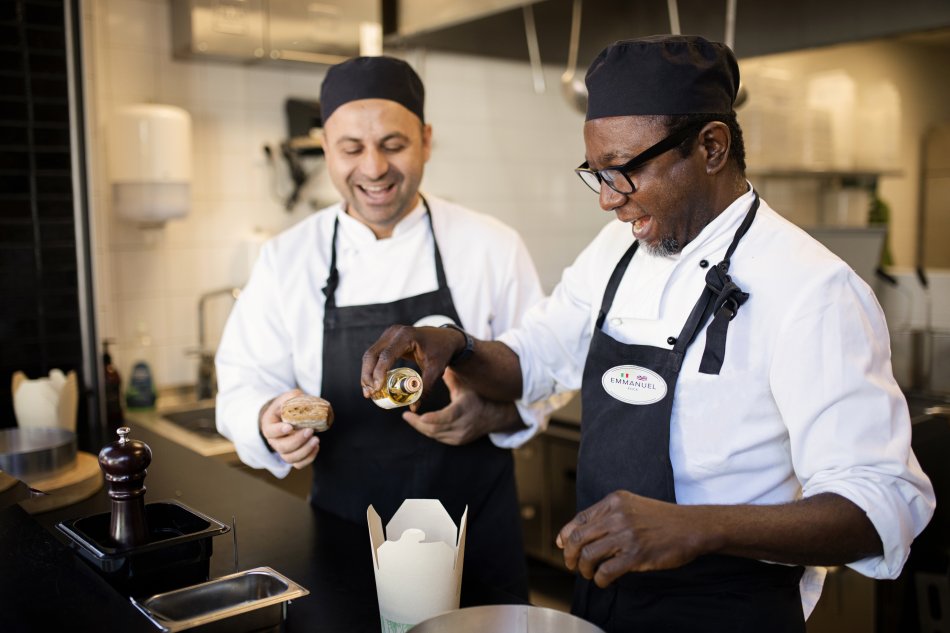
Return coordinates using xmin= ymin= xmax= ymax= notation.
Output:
xmin=83 ymin=1 xmax=948 ymax=393
xmin=83 ymin=0 xmax=603 ymax=388
xmin=417 ymin=54 xmax=601 ymax=291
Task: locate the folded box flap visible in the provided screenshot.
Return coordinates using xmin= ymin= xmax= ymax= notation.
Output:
xmin=387 ymin=499 xmax=457 ymax=546
xmin=367 ymin=505 xmax=384 ymax=570
xmin=377 ymin=528 xmax=455 ymax=575
xmin=456 ymin=506 xmax=468 ymax=572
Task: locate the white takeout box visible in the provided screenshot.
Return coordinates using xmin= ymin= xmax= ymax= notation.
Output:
xmin=12 ymin=369 xmax=78 ymax=431
xmin=368 ymin=499 xmax=467 ymax=633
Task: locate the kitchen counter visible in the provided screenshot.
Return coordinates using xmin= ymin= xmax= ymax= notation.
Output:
xmin=2 ymin=426 xmax=523 ymax=632
xmin=551 ymin=392 xmax=581 ymax=426
xmin=126 ymin=405 xmax=237 ymax=463
xmin=118 ymin=385 xmax=238 ymax=463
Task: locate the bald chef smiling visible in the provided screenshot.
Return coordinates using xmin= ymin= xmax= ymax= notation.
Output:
xmin=215 ymin=56 xmax=567 ymax=606
xmin=362 ymin=36 xmax=936 ymax=632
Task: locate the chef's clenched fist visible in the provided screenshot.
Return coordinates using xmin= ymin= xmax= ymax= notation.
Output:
xmin=259 ymin=389 xmax=320 ymax=469
xmin=361 ymin=325 xmax=461 ymax=411
xmin=556 ymin=490 xmax=702 ymax=588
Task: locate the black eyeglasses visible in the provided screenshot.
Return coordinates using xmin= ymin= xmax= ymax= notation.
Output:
xmin=575 ymin=120 xmax=715 ymax=195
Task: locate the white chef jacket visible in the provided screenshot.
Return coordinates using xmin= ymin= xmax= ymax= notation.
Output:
xmin=499 ymin=186 xmax=935 ymax=616
xmin=216 ymin=194 xmax=561 ymax=480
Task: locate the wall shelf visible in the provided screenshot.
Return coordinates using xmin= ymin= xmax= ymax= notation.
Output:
xmin=748 ymin=169 xmax=903 ymax=180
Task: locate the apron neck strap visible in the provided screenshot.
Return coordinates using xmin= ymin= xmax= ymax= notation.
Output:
xmin=596 ymin=192 xmax=760 ymax=331
xmin=596 ymin=240 xmax=639 ymax=330
xmin=323 ymin=217 xmax=342 ymax=307
xmin=672 ymin=191 xmax=760 ymax=361
xmin=422 ymin=195 xmax=450 ymax=290
xmin=322 ymin=195 xmax=445 ymax=309
xmin=717 ymin=191 xmax=760 ymax=274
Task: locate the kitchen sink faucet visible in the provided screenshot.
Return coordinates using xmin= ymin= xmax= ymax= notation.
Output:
xmin=192 ymin=287 xmax=242 ymax=400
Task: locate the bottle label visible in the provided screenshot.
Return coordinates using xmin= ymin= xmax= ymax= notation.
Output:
xmin=372 ymin=396 xmax=401 ymax=410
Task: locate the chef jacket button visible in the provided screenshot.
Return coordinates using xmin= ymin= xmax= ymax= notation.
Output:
xmin=610 ymin=317 xmax=623 ymax=326
xmin=699 ymin=259 xmax=709 ymax=268
xmin=667 ymin=336 xmax=677 ymax=345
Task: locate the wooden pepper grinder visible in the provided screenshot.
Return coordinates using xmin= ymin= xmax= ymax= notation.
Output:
xmin=98 ymin=426 xmax=152 ymax=547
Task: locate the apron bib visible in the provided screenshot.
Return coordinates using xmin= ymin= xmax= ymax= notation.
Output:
xmin=574 ymin=194 xmax=806 ymax=632
xmin=315 ymin=198 xmax=528 ymax=603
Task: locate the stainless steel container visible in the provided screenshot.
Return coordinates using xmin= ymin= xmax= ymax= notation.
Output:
xmin=408 ymin=605 xmax=605 ymax=633
xmin=130 ymin=567 xmax=309 ymax=632
xmin=57 ymin=499 xmax=230 ymax=598
xmin=0 ymin=427 xmax=76 ymax=480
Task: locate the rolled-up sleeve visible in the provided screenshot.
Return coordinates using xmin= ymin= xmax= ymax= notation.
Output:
xmin=771 ymin=269 xmax=935 ymax=578
xmin=498 ymin=236 xmax=603 ymax=415
xmin=483 ymin=230 xmax=573 ymax=448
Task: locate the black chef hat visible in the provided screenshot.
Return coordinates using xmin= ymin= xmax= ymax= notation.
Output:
xmin=320 ymin=56 xmax=425 ymax=124
xmin=585 ymin=35 xmax=739 ymax=120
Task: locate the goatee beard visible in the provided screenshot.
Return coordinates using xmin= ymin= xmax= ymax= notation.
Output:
xmin=641 ymin=236 xmax=681 ymax=257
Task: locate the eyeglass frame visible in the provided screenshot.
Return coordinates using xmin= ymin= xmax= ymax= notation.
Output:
xmin=575 ymin=118 xmax=722 ymax=195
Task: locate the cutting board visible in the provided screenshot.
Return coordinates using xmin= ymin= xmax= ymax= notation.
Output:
xmin=19 ymin=451 xmax=102 ymax=514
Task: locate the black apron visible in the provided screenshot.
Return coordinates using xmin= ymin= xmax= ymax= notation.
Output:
xmin=574 ymin=194 xmax=806 ymax=633
xmin=315 ymin=198 xmax=529 ymax=604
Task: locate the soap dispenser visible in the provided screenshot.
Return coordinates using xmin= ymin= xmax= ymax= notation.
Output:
xmin=125 ymin=322 xmax=157 ymax=410
xmin=125 ymin=362 xmax=156 ymax=410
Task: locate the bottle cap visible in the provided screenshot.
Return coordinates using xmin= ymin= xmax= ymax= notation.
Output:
xmin=401 ymin=374 xmax=422 ymax=393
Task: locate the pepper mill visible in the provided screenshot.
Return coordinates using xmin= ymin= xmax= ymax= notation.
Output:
xmin=98 ymin=426 xmax=152 ymax=547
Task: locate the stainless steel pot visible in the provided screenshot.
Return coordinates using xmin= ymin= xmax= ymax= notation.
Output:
xmin=409 ymin=605 xmax=605 ymax=633
xmin=0 ymin=427 xmax=76 ymax=480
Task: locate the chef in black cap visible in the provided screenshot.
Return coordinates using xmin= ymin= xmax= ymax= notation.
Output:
xmin=362 ymin=36 xmax=934 ymax=631
xmin=217 ymin=55 xmax=564 ymax=612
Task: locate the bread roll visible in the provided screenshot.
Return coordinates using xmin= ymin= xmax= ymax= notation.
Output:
xmin=280 ymin=395 xmax=334 ymax=432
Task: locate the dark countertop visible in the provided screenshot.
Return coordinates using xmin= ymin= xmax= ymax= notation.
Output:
xmin=1 ymin=426 xmax=387 ymax=633
xmin=8 ymin=394 xmax=939 ymax=632
xmin=906 ymin=390 xmax=950 ymax=420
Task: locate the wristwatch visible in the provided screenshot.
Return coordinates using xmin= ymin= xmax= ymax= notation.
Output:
xmin=440 ymin=322 xmax=474 ymax=366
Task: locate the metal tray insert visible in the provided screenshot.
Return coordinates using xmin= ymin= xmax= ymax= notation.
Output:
xmin=57 ymin=499 xmax=229 ymax=558
xmin=409 ymin=604 xmax=606 ymax=633
xmin=131 ymin=567 xmax=309 ymax=632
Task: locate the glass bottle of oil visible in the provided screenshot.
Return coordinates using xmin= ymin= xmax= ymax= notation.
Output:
xmin=371 ymin=367 xmax=423 ymax=409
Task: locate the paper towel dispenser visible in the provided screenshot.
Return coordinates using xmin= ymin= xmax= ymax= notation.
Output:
xmin=109 ymin=104 xmax=192 ymax=226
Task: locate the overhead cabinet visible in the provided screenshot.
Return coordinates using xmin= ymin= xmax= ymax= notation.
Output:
xmin=171 ymin=0 xmax=380 ymax=66
xmin=391 ymin=0 xmax=542 ymax=38
xmin=172 ymin=0 xmax=267 ymax=61
xmin=267 ymin=0 xmax=379 ymax=64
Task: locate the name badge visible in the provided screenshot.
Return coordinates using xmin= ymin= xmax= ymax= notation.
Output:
xmin=601 ymin=365 xmax=668 ymax=405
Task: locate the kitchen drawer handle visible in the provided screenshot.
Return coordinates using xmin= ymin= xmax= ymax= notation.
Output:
xmin=564 ymin=468 xmax=576 ymax=481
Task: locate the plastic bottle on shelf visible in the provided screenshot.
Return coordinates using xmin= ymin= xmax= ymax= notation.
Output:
xmin=125 ymin=321 xmax=156 ymax=410
xmin=103 ymin=339 xmax=124 ymax=432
